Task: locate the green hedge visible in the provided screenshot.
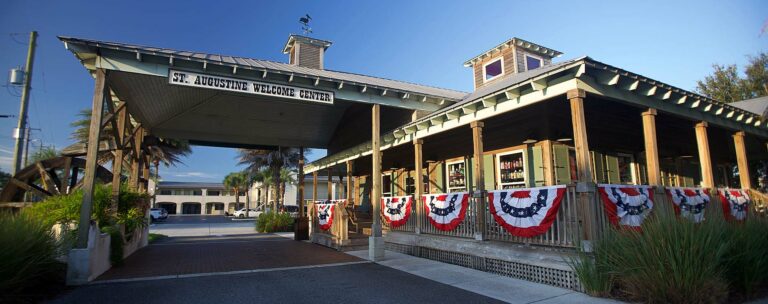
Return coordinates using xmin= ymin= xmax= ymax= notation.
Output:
xmin=255 ymin=212 xmax=294 ymax=233
xmin=0 ymin=213 xmax=63 ymax=300
xmin=571 ymin=202 xmax=768 ymax=303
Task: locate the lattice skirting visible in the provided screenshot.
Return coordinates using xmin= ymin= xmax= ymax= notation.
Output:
xmin=385 ymin=242 xmax=581 ymax=291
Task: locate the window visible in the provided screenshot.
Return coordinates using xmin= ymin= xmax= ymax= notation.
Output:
xmin=207 ymin=190 xmax=221 ymax=196
xmin=483 ymin=58 xmax=504 ymax=82
xmin=159 ymin=190 xmax=172 ymax=195
xmin=192 ymin=190 xmax=203 ymax=196
xmin=525 ymin=54 xmax=542 ymax=71
xmin=616 ymin=153 xmax=637 ymax=184
xmin=382 ymin=174 xmax=392 ymax=197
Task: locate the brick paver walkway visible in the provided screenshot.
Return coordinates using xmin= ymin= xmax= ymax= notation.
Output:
xmin=96 ymin=234 xmax=362 ymax=281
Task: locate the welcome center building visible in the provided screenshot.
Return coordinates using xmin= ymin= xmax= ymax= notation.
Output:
xmin=60 ymin=32 xmax=768 ymax=288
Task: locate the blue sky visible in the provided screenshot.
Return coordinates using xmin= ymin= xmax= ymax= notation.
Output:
xmin=0 ymin=0 xmax=766 ymax=182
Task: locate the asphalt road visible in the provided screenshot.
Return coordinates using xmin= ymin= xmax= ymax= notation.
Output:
xmin=153 ymin=215 xmax=248 ymax=224
xmin=52 ymin=263 xmax=505 ymax=304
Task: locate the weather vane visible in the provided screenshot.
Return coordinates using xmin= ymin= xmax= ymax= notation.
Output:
xmin=299 ymin=14 xmax=313 ymax=35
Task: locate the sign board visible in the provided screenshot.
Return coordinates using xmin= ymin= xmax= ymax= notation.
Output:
xmin=168 ymin=69 xmax=334 ymax=104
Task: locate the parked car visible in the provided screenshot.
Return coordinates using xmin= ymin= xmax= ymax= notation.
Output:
xmin=150 ymin=208 xmax=168 ymax=222
xmin=233 ymin=208 xmax=260 ymax=218
xmin=283 ymin=205 xmax=299 ymax=218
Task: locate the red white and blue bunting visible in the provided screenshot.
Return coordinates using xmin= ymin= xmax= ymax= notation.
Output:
xmin=666 ymin=187 xmax=709 ymax=223
xmin=487 ymin=186 xmax=566 ymax=237
xmin=423 ymin=192 xmax=469 ymax=231
xmin=718 ymin=189 xmax=750 ymax=221
xmin=381 ymin=196 xmax=413 ymax=228
xmin=315 ymin=202 xmax=335 ymax=231
xmin=598 ymin=184 xmax=654 ymax=228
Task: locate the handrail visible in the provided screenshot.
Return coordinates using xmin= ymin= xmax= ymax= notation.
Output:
xmin=748 ymin=189 xmax=768 ymax=215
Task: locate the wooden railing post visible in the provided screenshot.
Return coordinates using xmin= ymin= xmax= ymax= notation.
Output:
xmin=695 ymin=122 xmax=715 ymax=188
xmin=413 ymin=139 xmax=424 ymax=234
xmin=733 ymin=131 xmax=752 ymax=189
xmin=568 ymin=89 xmax=597 ymax=251
xmin=470 ymin=121 xmax=487 ymax=241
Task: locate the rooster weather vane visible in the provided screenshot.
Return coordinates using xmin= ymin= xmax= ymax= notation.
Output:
xmin=299 ymin=14 xmax=313 ymax=35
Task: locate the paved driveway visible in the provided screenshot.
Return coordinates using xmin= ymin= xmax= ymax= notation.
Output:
xmin=96 ymin=234 xmax=359 ymax=281
xmin=150 ymin=215 xmax=255 ymax=237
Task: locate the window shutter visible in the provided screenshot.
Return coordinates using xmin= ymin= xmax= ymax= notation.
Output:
xmin=483 ymin=154 xmax=495 ymax=190
xmin=531 ymin=146 xmax=545 ymax=187
xmin=605 ymin=154 xmax=620 ymax=184
xmin=592 ymin=151 xmax=607 ymax=183
xmin=553 ymin=145 xmax=572 ymax=184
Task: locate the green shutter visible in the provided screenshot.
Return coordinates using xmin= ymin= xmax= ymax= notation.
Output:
xmin=530 ymin=146 xmax=545 ymax=187
xmin=605 ymin=154 xmax=620 ymax=184
xmin=433 ymin=163 xmax=445 ymax=193
xmin=553 ymin=145 xmax=571 ymax=184
xmin=592 ymin=151 xmax=607 ymax=183
xmin=392 ymin=171 xmax=402 ymax=195
xmin=467 ymin=157 xmax=475 ymax=192
xmin=639 ymin=163 xmax=648 ymax=185
xmin=483 ymin=154 xmax=495 ymax=190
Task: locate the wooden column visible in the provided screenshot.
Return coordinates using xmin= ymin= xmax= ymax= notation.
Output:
xmin=541 ymin=140 xmax=555 ymax=185
xmin=470 ymin=121 xmax=487 ymax=241
xmin=295 ymin=147 xmax=309 ymax=241
xmin=695 ymin=122 xmax=715 ymax=188
xmin=567 ymin=89 xmax=593 ymax=182
xmin=327 ymin=169 xmax=333 ymax=200
xmin=370 ymin=104 xmax=384 ymax=261
xmin=642 ymin=109 xmax=661 ymax=186
xmin=111 ymin=105 xmax=128 ymax=203
xmin=76 ymin=69 xmax=107 ymax=249
xmin=298 ymin=148 xmax=305 ymax=217
xmin=129 ymin=128 xmax=144 ymax=190
xmin=140 ymin=155 xmax=149 ymax=193
xmin=567 ymin=89 xmax=596 ymax=249
xmin=733 ymin=131 xmax=752 ymax=189
xmin=312 ymin=171 xmax=318 ymax=203
xmin=346 ymin=160 xmax=353 ymax=203
xmin=413 ymin=139 xmax=424 ymax=234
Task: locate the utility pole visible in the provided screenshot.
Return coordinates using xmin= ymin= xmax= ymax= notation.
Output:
xmin=12 ymin=31 xmax=38 ymax=174
xmin=22 ymin=128 xmax=42 ymax=167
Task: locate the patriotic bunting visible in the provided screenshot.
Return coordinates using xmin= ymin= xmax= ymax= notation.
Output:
xmin=666 ymin=187 xmax=709 ymax=223
xmin=316 ymin=202 xmax=335 ymax=231
xmin=718 ymin=189 xmax=750 ymax=221
xmin=381 ymin=196 xmax=413 ymax=228
xmin=488 ymin=186 xmax=567 ymax=237
xmin=598 ymin=184 xmax=654 ymax=228
xmin=423 ymin=192 xmax=469 ymax=231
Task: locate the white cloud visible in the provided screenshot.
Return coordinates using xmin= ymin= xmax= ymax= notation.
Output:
xmin=167 ymin=171 xmax=221 ymax=180
xmin=0 ymin=146 xmax=14 ymax=155
xmin=0 ymin=156 xmax=13 ymax=173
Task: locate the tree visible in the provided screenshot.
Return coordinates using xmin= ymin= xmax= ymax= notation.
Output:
xmin=0 ymin=169 xmax=11 ymax=190
xmin=223 ymin=172 xmax=248 ymax=213
xmin=696 ymin=52 xmax=768 ymax=103
xmin=28 ymin=146 xmax=59 ymax=164
xmin=146 ymin=138 xmax=191 ymax=186
xmin=237 ymin=147 xmax=306 ymax=212
xmin=249 ymin=168 xmax=272 ymax=209
xmin=279 ymin=168 xmax=297 ymax=209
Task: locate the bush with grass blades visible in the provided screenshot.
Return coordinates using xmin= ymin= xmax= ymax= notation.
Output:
xmin=256 ymin=211 xmax=294 ymax=233
xmin=0 ymin=213 xmax=63 ymax=300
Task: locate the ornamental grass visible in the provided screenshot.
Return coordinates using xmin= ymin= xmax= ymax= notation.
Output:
xmin=573 ymin=199 xmax=768 ymax=303
xmin=256 ymin=211 xmax=294 ymax=233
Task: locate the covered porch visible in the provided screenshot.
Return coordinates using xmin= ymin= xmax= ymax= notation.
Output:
xmin=305 ymin=57 xmax=768 ymax=290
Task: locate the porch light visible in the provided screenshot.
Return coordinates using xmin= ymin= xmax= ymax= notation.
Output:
xmin=556 ymin=138 xmax=572 ymax=142
xmin=522 ymin=139 xmax=537 ymax=144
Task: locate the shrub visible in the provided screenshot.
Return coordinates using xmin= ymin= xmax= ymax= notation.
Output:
xmin=256 ymin=212 xmax=294 ymax=233
xmin=568 ymin=242 xmax=613 ymax=297
xmin=101 ymin=225 xmax=124 ymax=266
xmin=0 ymin=212 xmax=63 ymax=299
xmin=722 ymin=215 xmax=768 ymax=296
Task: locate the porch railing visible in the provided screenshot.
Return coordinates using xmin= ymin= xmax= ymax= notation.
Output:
xmin=484 ymin=185 xmax=580 ymax=248
xmin=419 ymin=195 xmax=477 ymax=239
xmin=309 ymin=201 xmax=349 ymax=245
xmin=381 ymin=198 xmax=417 ymax=233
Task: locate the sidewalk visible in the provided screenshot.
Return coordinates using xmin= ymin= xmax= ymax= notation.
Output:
xmin=346 ymin=250 xmax=620 ymax=304
xmin=149 ymin=221 xmax=255 ymax=237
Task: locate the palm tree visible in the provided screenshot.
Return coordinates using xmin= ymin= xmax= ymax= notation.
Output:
xmin=71 ymin=108 xmax=191 ymax=180
xmin=223 ymin=172 xmax=248 ymax=214
xmin=250 ymin=168 xmax=272 ymax=209
xmin=237 ymin=147 xmax=306 ymax=212
xmin=279 ymin=168 xmax=297 ymax=210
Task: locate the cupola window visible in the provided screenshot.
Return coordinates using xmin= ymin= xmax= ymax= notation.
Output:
xmin=525 ymin=55 xmax=542 ymax=71
xmin=483 ymin=58 xmax=504 ymax=82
